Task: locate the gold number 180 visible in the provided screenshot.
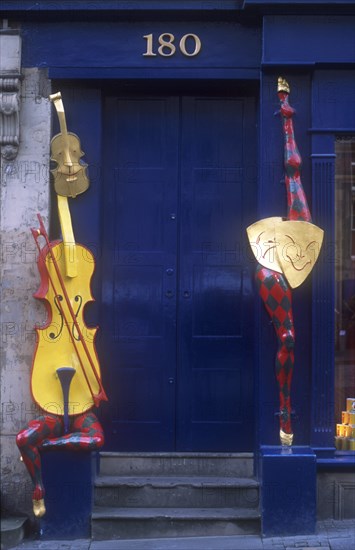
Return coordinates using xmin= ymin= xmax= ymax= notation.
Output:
xmin=143 ymin=33 xmax=202 ymax=57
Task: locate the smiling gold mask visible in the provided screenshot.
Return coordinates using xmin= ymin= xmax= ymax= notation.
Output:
xmin=247 ymin=217 xmax=324 ymax=288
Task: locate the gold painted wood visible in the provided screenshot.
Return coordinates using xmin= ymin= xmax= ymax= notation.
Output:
xmin=246 ymin=217 xmax=324 ymax=288
xmin=246 ymin=216 xmax=284 ymax=274
xmin=274 ymin=219 xmax=324 ymax=288
xmin=49 ymin=92 xmax=89 ymax=198
xmin=57 ymin=194 xmax=77 ymax=278
xmin=31 ymin=241 xmax=100 ymax=415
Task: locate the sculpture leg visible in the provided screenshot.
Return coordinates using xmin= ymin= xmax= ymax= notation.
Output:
xmin=16 ymin=414 xmax=63 ymax=517
xmin=41 ymin=411 xmax=104 ymax=451
xmin=256 ymin=265 xmax=295 ymax=445
xmin=278 ymin=87 xmax=312 ymax=223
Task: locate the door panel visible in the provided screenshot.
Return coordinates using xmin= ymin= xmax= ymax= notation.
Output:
xmin=177 ymin=97 xmax=254 ymax=451
xmin=101 ymin=97 xmax=179 ymax=450
xmin=101 ymin=93 xmax=255 ymax=451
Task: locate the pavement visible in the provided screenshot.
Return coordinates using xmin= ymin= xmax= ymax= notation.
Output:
xmin=10 ymin=519 xmax=355 ymax=550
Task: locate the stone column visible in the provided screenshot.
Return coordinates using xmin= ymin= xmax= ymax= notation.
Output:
xmin=0 ymin=60 xmax=51 ymax=515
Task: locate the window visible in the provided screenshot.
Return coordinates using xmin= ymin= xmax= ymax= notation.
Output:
xmin=334 ymin=136 xmax=355 ymax=451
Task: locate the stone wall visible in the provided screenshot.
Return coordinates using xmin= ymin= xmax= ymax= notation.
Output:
xmin=318 ymin=472 xmax=355 ymax=520
xmin=1 ymin=63 xmax=51 ymax=515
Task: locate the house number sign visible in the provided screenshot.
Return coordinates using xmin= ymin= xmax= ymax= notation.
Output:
xmin=143 ymin=33 xmax=202 ymax=57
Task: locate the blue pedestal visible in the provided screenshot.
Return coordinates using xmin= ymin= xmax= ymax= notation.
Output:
xmin=39 ymin=451 xmax=95 ymax=539
xmin=260 ymin=446 xmax=317 ymax=537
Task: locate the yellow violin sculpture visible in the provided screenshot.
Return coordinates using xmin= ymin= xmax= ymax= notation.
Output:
xmin=30 ymin=93 xmax=108 ymax=418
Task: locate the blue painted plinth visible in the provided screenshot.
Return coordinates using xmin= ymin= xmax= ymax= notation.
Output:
xmin=40 ymin=451 xmax=95 ymax=539
xmin=260 ymin=446 xmax=317 ymax=537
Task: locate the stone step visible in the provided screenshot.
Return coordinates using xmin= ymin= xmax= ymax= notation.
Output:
xmin=91 ymin=506 xmax=261 ymax=540
xmin=0 ymin=516 xmax=27 ymax=550
xmin=99 ymin=452 xmax=254 ymax=478
xmin=94 ymin=475 xmax=259 ymax=509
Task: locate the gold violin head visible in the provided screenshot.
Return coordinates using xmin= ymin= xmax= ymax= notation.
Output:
xmin=49 ymin=92 xmax=90 ymax=198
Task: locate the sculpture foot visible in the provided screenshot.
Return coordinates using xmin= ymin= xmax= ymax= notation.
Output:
xmin=280 ymin=429 xmax=293 ymax=446
xmin=277 ymin=76 xmax=290 ymax=94
xmin=33 ymin=498 xmax=46 ymax=518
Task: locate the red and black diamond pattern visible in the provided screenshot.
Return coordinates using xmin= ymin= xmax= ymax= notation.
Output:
xmin=16 ymin=412 xmax=104 ymax=501
xmin=278 ymin=90 xmax=312 ymax=223
xmin=256 ymin=264 xmax=295 ymax=435
xmin=252 ymin=89 xmax=312 ymax=437
xmin=41 ymin=411 xmax=105 ymax=451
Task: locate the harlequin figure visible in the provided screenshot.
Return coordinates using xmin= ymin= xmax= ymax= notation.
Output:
xmin=16 ymin=411 xmax=104 ymax=517
xmin=247 ymin=78 xmax=323 ymax=445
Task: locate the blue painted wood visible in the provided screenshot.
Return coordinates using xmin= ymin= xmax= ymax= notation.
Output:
xmin=21 ymin=22 xmax=261 ymax=79
xmin=309 ymin=70 xmax=355 ymax=452
xmin=312 ymin=70 xmax=355 ymax=130
xmin=47 ymin=68 xmax=260 ymax=80
xmin=263 ymin=16 xmax=355 ymax=65
xmin=100 ymin=92 xmax=256 ymax=451
xmin=310 ymin=150 xmax=335 ymax=452
xmin=100 ymin=95 xmax=179 ymax=451
xmin=40 ymin=451 xmax=95 ymax=539
xmin=3 ymin=0 xmax=354 ymax=12
xmin=17 ymin=9 xmax=353 ymax=457
xmin=1 ymin=1 xmax=243 ymax=11
xmin=245 ymin=0 xmax=355 ymax=6
xmin=260 ymin=446 xmax=317 ymax=536
xmin=177 ymin=96 xmax=256 ymax=451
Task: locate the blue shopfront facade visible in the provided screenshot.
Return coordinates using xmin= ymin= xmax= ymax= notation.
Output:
xmin=2 ymin=0 xmax=355 ymax=537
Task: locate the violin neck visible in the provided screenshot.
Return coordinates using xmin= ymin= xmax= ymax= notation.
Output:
xmin=49 ymin=93 xmax=77 ymax=278
xmin=57 ymin=195 xmax=77 ymax=278
xmin=50 ymin=92 xmax=73 ymax=167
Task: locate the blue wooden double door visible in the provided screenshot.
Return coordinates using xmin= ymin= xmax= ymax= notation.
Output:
xmin=101 ymin=92 xmax=256 ymax=451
